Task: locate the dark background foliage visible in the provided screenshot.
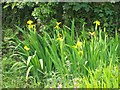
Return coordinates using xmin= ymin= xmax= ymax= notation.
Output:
xmin=2 ymin=2 xmax=120 ymax=30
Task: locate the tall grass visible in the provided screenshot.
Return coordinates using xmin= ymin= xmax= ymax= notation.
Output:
xmin=13 ymin=19 xmax=119 ymax=88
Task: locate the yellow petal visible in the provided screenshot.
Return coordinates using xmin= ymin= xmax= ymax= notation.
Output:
xmin=72 ymin=45 xmax=77 ymax=49
xmin=56 ymin=22 xmax=61 ymax=26
xmin=28 ymin=24 xmax=36 ymax=31
xmin=76 ymin=41 xmax=82 ymax=47
xmin=28 ymin=25 xmax=33 ymax=29
xmin=24 ymin=46 xmax=30 ymax=51
xmin=54 ymin=25 xmax=59 ymax=29
xmin=56 ymin=37 xmax=63 ymax=42
xmin=89 ymin=31 xmax=96 ymax=36
xmin=27 ymin=20 xmax=33 ymax=25
xmin=93 ymin=20 xmax=100 ymax=26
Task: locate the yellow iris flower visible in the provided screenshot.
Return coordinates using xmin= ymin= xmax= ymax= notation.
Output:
xmin=93 ymin=20 xmax=100 ymax=26
xmin=54 ymin=25 xmax=59 ymax=29
xmin=72 ymin=45 xmax=77 ymax=49
xmin=89 ymin=31 xmax=96 ymax=36
xmin=72 ymin=41 xmax=83 ymax=49
xmin=24 ymin=45 xmax=30 ymax=51
xmin=27 ymin=20 xmax=36 ymax=31
xmin=54 ymin=22 xmax=61 ymax=29
xmin=27 ymin=20 xmax=33 ymax=25
xmin=28 ymin=24 xmax=36 ymax=31
xmin=76 ymin=41 xmax=82 ymax=48
xmin=72 ymin=41 xmax=83 ymax=55
xmin=56 ymin=37 xmax=63 ymax=42
xmin=56 ymin=22 xmax=61 ymax=26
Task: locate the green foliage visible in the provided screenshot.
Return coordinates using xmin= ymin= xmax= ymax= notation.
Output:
xmin=32 ymin=2 xmax=56 ymax=20
xmin=11 ymin=19 xmax=119 ymax=88
xmin=2 ymin=57 xmax=25 ymax=88
xmin=45 ymin=64 xmax=118 ymax=88
xmin=2 ymin=2 xmax=34 ymax=29
xmin=2 ymin=2 xmax=119 ymax=88
xmin=2 ymin=57 xmax=42 ymax=88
